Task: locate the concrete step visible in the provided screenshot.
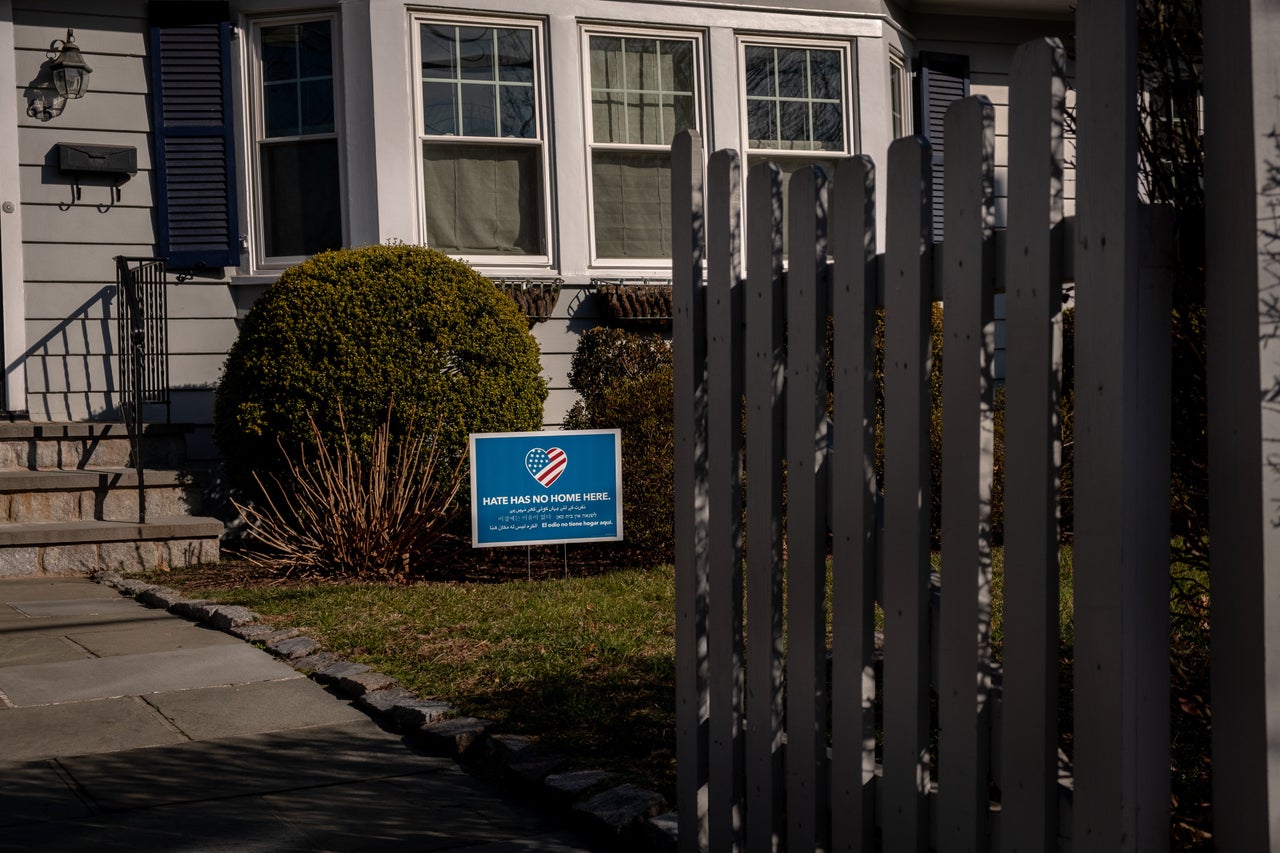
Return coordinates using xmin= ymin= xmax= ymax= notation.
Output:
xmin=0 ymin=468 xmax=204 ymax=524
xmin=0 ymin=517 xmax=223 ymax=577
xmin=0 ymin=422 xmax=192 ymax=471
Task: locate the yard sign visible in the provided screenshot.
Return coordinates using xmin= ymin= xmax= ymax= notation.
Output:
xmin=469 ymin=429 xmax=623 ymax=547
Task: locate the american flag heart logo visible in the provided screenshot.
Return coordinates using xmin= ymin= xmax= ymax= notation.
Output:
xmin=525 ymin=447 xmax=567 ymax=488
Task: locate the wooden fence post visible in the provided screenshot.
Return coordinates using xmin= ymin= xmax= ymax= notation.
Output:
xmin=1203 ymin=2 xmax=1280 ymax=848
xmin=830 ymin=154 xmax=879 ymax=852
xmin=745 ymin=160 xmax=786 ymax=853
xmin=785 ymin=164 xmax=831 ymax=852
xmin=999 ymin=37 xmax=1066 ymax=853
xmin=881 ymin=134 xmax=934 ymax=853
xmin=707 ymin=148 xmax=746 ymax=853
xmin=936 ymin=94 xmax=996 ymax=853
xmin=1072 ymin=2 xmax=1171 ymax=849
xmin=673 ymin=128 xmax=710 ymax=853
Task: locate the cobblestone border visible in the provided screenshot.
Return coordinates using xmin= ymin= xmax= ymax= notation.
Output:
xmin=91 ymin=570 xmax=678 ymax=852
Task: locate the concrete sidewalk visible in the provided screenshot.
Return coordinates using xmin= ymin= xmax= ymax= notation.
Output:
xmin=0 ymin=576 xmax=606 ymax=852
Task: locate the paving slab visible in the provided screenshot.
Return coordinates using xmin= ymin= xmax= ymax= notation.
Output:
xmin=0 ymin=578 xmax=121 ymax=601
xmin=0 ymin=634 xmax=87 ymax=667
xmin=56 ymin=721 xmax=457 ymax=812
xmin=0 ymin=795 xmax=315 ymax=851
xmin=0 ymin=644 xmax=301 ymax=706
xmin=0 ymin=759 xmax=94 ymax=827
xmin=0 ymin=696 xmax=187 ymax=761
xmin=145 ymin=678 xmax=367 ymax=739
xmin=4 ymin=596 xmax=167 ymax=621
xmin=64 ymin=620 xmax=242 ymax=657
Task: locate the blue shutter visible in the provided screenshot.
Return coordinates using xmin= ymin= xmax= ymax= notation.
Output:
xmin=917 ymin=52 xmax=970 ymax=242
xmin=150 ymin=13 xmax=239 ymax=269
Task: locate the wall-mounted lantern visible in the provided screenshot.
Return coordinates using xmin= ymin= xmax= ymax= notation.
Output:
xmin=50 ymin=29 xmax=92 ymax=100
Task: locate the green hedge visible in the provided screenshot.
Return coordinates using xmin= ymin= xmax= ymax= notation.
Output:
xmin=215 ymin=244 xmax=546 ymax=495
xmin=564 ymin=328 xmax=674 ymax=560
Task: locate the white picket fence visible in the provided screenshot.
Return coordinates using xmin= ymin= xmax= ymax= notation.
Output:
xmin=672 ymin=3 xmax=1280 ymax=851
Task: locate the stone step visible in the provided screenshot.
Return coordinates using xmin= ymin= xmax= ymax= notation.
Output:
xmin=0 ymin=518 xmax=223 ymax=577
xmin=0 ymin=422 xmax=192 ymax=471
xmin=0 ymin=468 xmax=203 ymax=524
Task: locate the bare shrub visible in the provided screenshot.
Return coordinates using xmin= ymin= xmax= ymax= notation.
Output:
xmin=233 ymin=406 xmax=464 ymax=581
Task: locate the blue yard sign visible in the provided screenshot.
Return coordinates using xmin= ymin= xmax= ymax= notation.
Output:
xmin=469 ymin=429 xmax=623 ymax=547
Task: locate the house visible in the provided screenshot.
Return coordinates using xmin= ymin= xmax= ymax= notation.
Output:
xmin=0 ymin=0 xmax=1073 ymax=449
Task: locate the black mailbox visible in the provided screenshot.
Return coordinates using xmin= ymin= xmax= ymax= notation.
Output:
xmin=57 ymin=143 xmax=137 ymax=177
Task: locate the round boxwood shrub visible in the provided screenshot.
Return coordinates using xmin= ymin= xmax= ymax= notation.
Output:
xmin=215 ymin=244 xmax=546 ymax=495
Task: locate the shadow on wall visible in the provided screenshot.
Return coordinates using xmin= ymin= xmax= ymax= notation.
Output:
xmin=20 ymin=286 xmax=118 ymax=420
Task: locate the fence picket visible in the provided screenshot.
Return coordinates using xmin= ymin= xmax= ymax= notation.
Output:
xmin=937 ymin=95 xmax=997 ymax=853
xmin=1073 ymin=2 xmax=1171 ymax=848
xmin=830 ymin=155 xmax=879 ymax=853
xmin=1000 ymin=37 xmax=1065 ymax=853
xmin=745 ymin=161 xmax=786 ymax=853
xmin=784 ymin=165 xmax=831 ymax=852
xmin=1204 ymin=4 xmax=1280 ymax=849
xmin=881 ymin=135 xmax=934 ymax=853
xmin=673 ymin=128 xmax=710 ymax=853
xmin=707 ymin=149 xmax=746 ymax=853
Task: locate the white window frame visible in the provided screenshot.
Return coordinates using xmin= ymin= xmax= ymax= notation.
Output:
xmin=247 ymin=12 xmax=348 ymax=271
xmin=411 ymin=14 xmax=553 ymax=268
xmin=738 ymin=36 xmax=853 ymax=160
xmin=890 ymin=50 xmax=912 ymax=140
xmin=581 ymin=26 xmax=706 ymax=269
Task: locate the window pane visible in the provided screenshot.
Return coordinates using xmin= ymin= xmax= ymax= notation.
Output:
xmin=497 ymin=29 xmax=533 ymax=83
xmin=423 ymin=81 xmax=457 ymax=135
xmin=262 ymin=138 xmax=342 ymax=257
xmin=671 ymin=94 xmax=695 ymax=134
xmin=592 ymin=150 xmax=671 ymax=258
xmin=592 ymin=91 xmax=626 ymax=143
xmin=422 ymin=26 xmax=456 ymax=79
xmin=262 ymin=26 xmax=298 ymax=83
xmin=664 ymin=40 xmax=694 ymax=92
xmin=809 ymin=49 xmax=841 ymax=100
xmin=301 ymin=79 xmax=335 ymax=135
xmin=632 ymin=92 xmax=665 ymax=145
xmin=298 ymin=21 xmax=333 ymax=78
xmin=624 ymin=38 xmax=658 ymax=91
xmin=747 ymin=99 xmax=776 ymax=147
xmin=500 ymin=86 xmax=536 ymax=138
xmin=812 ymin=102 xmax=842 ymax=150
xmin=776 ymin=48 xmax=807 ymax=98
xmin=745 ymin=47 xmax=775 ymax=96
xmin=461 ymin=84 xmax=496 ymax=136
xmin=423 ymin=143 xmax=544 ymax=254
xmin=779 ymin=101 xmax=809 ymax=145
xmin=457 ymin=27 xmax=494 ymax=81
xmin=590 ymin=37 xmax=623 ymax=89
xmin=263 ymin=81 xmax=297 ymax=137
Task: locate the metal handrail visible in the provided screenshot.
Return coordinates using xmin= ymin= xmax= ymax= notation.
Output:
xmin=115 ymin=256 xmax=171 ymax=524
